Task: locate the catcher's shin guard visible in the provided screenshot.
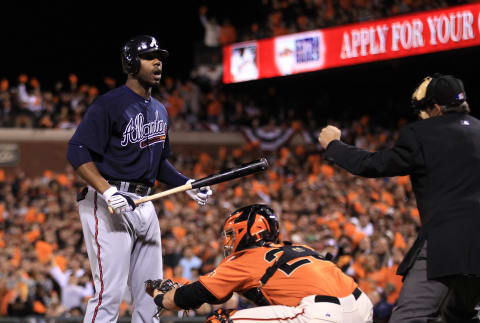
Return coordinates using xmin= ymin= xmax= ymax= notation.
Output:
xmin=205 ymin=308 xmax=237 ymax=323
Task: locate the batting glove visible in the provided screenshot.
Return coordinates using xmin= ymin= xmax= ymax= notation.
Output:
xmin=102 ymin=187 xmax=136 ymax=215
xmin=185 ymin=179 xmax=212 ymax=206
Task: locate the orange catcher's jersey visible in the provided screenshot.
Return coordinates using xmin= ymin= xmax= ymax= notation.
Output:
xmin=199 ymin=244 xmax=357 ymax=307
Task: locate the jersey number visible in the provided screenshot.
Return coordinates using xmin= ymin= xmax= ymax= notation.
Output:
xmin=265 ymin=248 xmax=318 ymax=276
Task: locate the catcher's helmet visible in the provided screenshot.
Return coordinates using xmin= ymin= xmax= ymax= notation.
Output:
xmin=411 ymin=73 xmax=466 ymax=114
xmin=222 ymin=204 xmax=280 ymax=257
xmin=121 ymin=35 xmax=169 ymax=75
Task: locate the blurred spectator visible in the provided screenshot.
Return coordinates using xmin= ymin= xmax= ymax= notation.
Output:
xmin=45 ymin=291 xmax=67 ymax=319
xmin=199 ymin=6 xmax=220 ymax=47
xmin=191 ymin=64 xmax=223 ymax=87
xmin=6 ymin=282 xmax=33 ymax=317
xmin=352 ymin=213 xmax=374 ymax=237
xmin=172 ymin=265 xmax=190 ymax=285
xmin=16 ymin=75 xmax=43 ymax=128
xmin=178 ymin=247 xmax=202 ymax=281
xmin=373 ymin=236 xmax=393 ymax=268
xmin=60 ymin=275 xmax=91 ymax=312
xmin=47 ymin=244 xmax=93 ymax=310
xmin=218 ymin=19 xmax=237 ymax=46
xmin=371 ymin=290 xmax=394 ymax=323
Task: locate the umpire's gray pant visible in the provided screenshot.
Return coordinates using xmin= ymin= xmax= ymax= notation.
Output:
xmin=389 ymin=242 xmax=480 ymax=323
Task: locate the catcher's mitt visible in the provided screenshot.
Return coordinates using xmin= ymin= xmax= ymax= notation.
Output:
xmin=144 ymin=279 xmax=181 ymax=317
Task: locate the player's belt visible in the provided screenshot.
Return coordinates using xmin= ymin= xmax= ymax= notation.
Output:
xmin=108 ymin=180 xmax=152 ymax=196
xmin=314 ymin=287 xmax=362 ymax=305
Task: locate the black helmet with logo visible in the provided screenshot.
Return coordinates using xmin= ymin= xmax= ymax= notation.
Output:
xmin=121 ymin=35 xmax=169 ymax=75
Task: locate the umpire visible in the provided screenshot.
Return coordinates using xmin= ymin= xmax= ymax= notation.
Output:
xmin=318 ymin=73 xmax=480 ymax=322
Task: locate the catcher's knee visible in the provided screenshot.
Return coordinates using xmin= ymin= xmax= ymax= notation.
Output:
xmin=205 ymin=308 xmax=237 ymax=323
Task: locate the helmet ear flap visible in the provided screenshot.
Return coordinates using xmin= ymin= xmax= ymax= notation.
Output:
xmin=243 ymin=208 xmax=258 ymax=246
xmin=121 ymin=51 xmax=140 ymax=75
xmin=130 ymin=56 xmax=141 ymax=75
xmin=246 ymin=206 xmax=279 ymax=245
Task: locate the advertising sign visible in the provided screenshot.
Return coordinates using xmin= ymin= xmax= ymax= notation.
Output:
xmin=223 ymin=4 xmax=480 ymax=83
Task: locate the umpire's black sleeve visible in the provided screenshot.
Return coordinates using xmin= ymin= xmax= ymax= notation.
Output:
xmin=174 ymin=281 xmax=230 ymax=309
xmin=324 ymin=126 xmax=422 ymax=178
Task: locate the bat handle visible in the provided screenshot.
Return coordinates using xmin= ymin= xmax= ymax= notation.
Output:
xmin=134 ymin=182 xmax=193 ymax=206
xmin=108 ymin=206 xmax=114 ymax=215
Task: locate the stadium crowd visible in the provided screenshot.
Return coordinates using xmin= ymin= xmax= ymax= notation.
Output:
xmin=199 ymin=0 xmax=473 ymax=47
xmin=0 ymin=114 xmax=417 ymax=322
xmin=0 ymin=72 xmax=338 ymax=133
xmin=0 ymin=0 xmax=474 ymax=132
xmin=0 ymin=73 xmax=243 ymax=131
xmin=1 ymin=1 xmax=476 ymax=321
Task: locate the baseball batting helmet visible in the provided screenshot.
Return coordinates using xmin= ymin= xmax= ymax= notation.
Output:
xmin=411 ymin=73 xmax=466 ymax=114
xmin=121 ymin=35 xmax=169 ymax=75
xmin=222 ymin=204 xmax=280 ymax=257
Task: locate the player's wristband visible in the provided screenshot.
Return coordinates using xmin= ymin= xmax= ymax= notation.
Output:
xmin=102 ymin=186 xmax=118 ymax=201
xmin=154 ymin=294 xmax=165 ymax=308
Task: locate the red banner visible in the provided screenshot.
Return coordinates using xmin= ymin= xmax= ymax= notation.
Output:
xmin=223 ymin=3 xmax=480 ymax=83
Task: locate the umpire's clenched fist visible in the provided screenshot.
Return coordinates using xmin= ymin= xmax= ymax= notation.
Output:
xmin=318 ymin=125 xmax=341 ymax=149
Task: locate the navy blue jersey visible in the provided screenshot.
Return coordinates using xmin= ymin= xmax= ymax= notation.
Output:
xmin=69 ymin=85 xmax=187 ymax=186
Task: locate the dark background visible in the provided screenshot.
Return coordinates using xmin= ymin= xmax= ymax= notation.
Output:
xmin=1 ymin=1 xmax=264 ymax=84
xmin=2 ymin=1 xmax=479 ymax=122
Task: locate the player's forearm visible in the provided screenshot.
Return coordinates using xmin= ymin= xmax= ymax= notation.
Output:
xmin=76 ymin=162 xmax=111 ymax=194
xmin=155 ymin=289 xmax=181 ymax=311
xmin=67 ymin=142 xmax=110 ymax=193
xmin=157 ymin=159 xmax=189 ymax=187
xmin=153 ymin=281 xmax=219 ymax=310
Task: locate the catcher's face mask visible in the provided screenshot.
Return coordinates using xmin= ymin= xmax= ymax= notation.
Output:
xmin=222 ymin=228 xmax=236 ymax=257
xmin=222 ymin=205 xmax=280 ymax=257
xmin=222 ymin=211 xmax=247 ymax=257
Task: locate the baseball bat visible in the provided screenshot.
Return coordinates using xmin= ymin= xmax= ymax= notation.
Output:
xmin=108 ymin=158 xmax=269 ymax=214
xmin=135 ymin=157 xmax=269 ymax=205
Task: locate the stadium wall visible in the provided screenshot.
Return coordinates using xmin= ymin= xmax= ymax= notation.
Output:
xmin=0 ymin=129 xmax=309 ymax=177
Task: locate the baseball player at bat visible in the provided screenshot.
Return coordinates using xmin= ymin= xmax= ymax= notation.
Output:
xmin=66 ymin=35 xmax=212 ymax=323
xmin=146 ymin=204 xmax=373 ymax=323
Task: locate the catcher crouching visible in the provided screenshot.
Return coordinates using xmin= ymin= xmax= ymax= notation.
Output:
xmin=145 ymin=204 xmax=373 ymax=323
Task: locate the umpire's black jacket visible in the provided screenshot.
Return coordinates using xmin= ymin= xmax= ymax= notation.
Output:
xmin=324 ymin=112 xmax=480 ymax=279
